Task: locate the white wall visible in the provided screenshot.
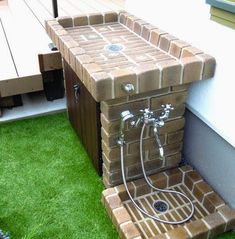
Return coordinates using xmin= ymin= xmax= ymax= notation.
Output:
xmin=125 ymin=0 xmax=235 ymax=147
xmin=184 ymin=110 xmax=235 ymax=209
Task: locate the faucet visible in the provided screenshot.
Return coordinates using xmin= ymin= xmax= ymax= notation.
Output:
xmin=133 ymin=104 xmax=174 ymax=128
xmin=117 ymin=110 xmax=134 ymax=146
xmin=132 ymin=104 xmax=174 ymax=159
xmin=117 ymin=104 xmax=174 ymax=150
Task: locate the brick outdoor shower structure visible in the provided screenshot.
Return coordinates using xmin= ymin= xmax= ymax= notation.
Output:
xmin=46 ymin=11 xmax=235 ymax=239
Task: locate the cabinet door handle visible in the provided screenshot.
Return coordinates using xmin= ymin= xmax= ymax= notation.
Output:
xmin=73 ymin=83 xmax=80 ymax=102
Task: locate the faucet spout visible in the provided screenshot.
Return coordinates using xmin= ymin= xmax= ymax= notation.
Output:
xmin=153 ymin=125 xmax=164 ymax=159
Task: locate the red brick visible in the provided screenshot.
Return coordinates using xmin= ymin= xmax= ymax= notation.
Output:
xmin=156 ymin=60 xmax=182 ymax=88
xmin=181 ymin=46 xmax=203 ymax=58
xmin=169 ymin=40 xmax=190 ymax=58
xmin=141 ymin=24 xmax=157 ymax=41
xmin=185 ymin=219 xmax=209 ymax=239
xmin=73 ymin=15 xmax=88 ymax=26
xmin=133 ymin=19 xmax=148 ymax=35
xmin=149 ymin=29 xmax=167 ymax=46
xmin=125 ymin=15 xmax=139 ymax=30
xmin=218 ymin=205 xmax=235 ymax=231
xmin=112 ymin=207 xmax=132 ymax=227
xmin=89 ymin=13 xmax=103 ymax=25
xmin=159 ymin=34 xmax=178 ymax=52
xmin=104 ymin=11 xmax=118 ymax=23
xmin=181 ymin=56 xmax=203 ymax=83
xmin=134 ymin=63 xmax=160 ymax=93
xmin=57 ymin=16 xmax=73 ymax=28
xmin=202 ymin=212 xmax=226 ymax=238
xmin=90 ymin=72 xmax=113 ymax=101
xmin=197 ymin=54 xmax=216 ymax=79
xmin=165 ymin=227 xmax=190 ymax=239
xmin=119 ymin=221 xmax=141 ymax=239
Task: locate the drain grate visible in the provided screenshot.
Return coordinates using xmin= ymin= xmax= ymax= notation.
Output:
xmin=152 ymin=200 xmax=169 ymax=213
xmin=104 ymin=43 xmax=124 ymax=53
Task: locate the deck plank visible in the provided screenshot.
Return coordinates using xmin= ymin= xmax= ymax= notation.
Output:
xmin=64 ymin=0 xmax=99 ymax=14
xmin=58 ymin=0 xmax=83 ymax=15
xmin=76 ymin=0 xmax=112 ymax=12
xmin=0 ymin=17 xmax=17 ymax=81
xmin=110 ymin=0 xmax=124 ymax=8
xmin=95 ymin=0 xmax=122 ymax=11
xmin=24 ymin=0 xmax=52 ymax=27
xmin=0 ymin=0 xmax=51 ymax=77
xmin=39 ymin=0 xmax=70 ymax=16
xmin=0 ymin=75 xmax=43 ymax=97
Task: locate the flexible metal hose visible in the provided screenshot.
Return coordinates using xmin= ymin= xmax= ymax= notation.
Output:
xmin=120 ymin=123 xmax=195 ymax=224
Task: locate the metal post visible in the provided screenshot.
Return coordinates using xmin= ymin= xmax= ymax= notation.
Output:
xmin=52 ymin=0 xmax=58 ymax=18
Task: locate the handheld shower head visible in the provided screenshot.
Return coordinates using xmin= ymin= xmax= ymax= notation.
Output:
xmin=117 ymin=110 xmax=134 ymax=146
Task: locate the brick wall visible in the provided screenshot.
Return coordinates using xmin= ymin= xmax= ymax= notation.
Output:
xmin=101 ymin=84 xmax=189 ymax=187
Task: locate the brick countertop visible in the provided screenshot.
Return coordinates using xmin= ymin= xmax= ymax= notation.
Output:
xmin=46 ymin=11 xmax=216 ymax=102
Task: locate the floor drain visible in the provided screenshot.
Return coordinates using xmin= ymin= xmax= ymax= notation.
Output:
xmin=152 ymin=200 xmax=169 ymax=213
xmin=104 ymin=43 xmax=124 ymax=53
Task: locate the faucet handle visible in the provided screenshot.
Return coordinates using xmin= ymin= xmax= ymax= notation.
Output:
xmin=140 ymin=108 xmax=153 ymax=116
xmin=161 ymin=104 xmax=174 ymax=111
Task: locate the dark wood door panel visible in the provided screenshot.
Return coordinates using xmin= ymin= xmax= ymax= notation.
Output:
xmin=63 ymin=60 xmax=102 ymax=175
xmin=64 ymin=61 xmax=83 ymax=138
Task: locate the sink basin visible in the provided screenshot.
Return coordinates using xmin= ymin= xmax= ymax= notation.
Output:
xmin=102 ymin=165 xmax=235 ymax=239
xmin=46 ymin=11 xmax=216 ymax=102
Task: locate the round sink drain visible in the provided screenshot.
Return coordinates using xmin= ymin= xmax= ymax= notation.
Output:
xmin=104 ymin=43 xmax=124 ymax=53
xmin=152 ymin=200 xmax=169 ymax=213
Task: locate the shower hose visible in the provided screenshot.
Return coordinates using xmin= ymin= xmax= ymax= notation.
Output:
xmin=120 ymin=123 xmax=195 ymax=224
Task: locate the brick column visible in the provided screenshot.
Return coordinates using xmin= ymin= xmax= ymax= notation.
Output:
xmin=101 ymin=85 xmax=188 ymax=187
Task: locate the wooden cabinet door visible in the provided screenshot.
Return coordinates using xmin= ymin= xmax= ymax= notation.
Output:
xmin=63 ymin=60 xmax=102 ymax=175
xmin=63 ymin=60 xmax=83 ymax=138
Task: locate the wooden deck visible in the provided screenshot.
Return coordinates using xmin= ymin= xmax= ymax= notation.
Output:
xmin=0 ymin=0 xmax=124 ymax=97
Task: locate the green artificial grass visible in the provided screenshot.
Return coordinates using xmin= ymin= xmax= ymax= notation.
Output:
xmin=0 ymin=113 xmax=234 ymax=239
xmin=0 ymin=113 xmax=118 ymax=239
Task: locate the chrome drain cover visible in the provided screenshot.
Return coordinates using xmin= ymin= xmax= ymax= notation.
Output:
xmin=104 ymin=43 xmax=124 ymax=53
xmin=153 ymin=200 xmax=169 ymax=213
